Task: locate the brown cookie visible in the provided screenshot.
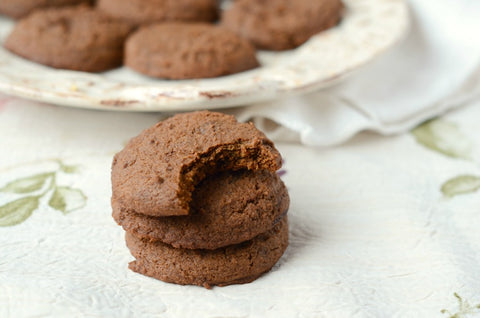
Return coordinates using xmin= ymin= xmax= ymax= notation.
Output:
xmin=0 ymin=0 xmax=93 ymax=19
xmin=124 ymin=23 xmax=259 ymax=79
xmin=97 ymin=0 xmax=218 ymax=26
xmin=113 ymin=169 xmax=289 ymax=249
xmin=221 ymin=0 xmax=343 ymax=51
xmin=126 ymin=217 xmax=289 ymax=288
xmin=4 ymin=6 xmax=133 ymax=72
xmin=111 ymin=111 xmax=281 ymax=217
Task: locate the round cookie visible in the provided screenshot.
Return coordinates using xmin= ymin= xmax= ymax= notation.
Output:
xmin=221 ymin=0 xmax=343 ymax=51
xmin=111 ymin=111 xmax=281 ymax=217
xmin=0 ymin=0 xmax=93 ymax=19
xmin=97 ymin=0 xmax=218 ymax=26
xmin=4 ymin=6 xmax=133 ymax=72
xmin=113 ymin=170 xmax=289 ymax=249
xmin=126 ymin=217 xmax=289 ymax=288
xmin=124 ymin=23 xmax=259 ymax=79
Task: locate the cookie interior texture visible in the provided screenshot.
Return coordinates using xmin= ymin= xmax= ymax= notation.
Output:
xmin=97 ymin=0 xmax=219 ymax=26
xmin=4 ymin=5 xmax=133 ymax=72
xmin=112 ymin=169 xmax=290 ymax=249
xmin=126 ymin=217 xmax=289 ymax=289
xmin=124 ymin=23 xmax=259 ymax=79
xmin=111 ymin=111 xmax=282 ymax=217
xmin=221 ymin=0 xmax=343 ymax=50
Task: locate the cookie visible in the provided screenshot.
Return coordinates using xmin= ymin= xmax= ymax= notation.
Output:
xmin=0 ymin=0 xmax=93 ymax=19
xmin=124 ymin=23 xmax=259 ymax=79
xmin=4 ymin=6 xmax=133 ymax=72
xmin=221 ymin=0 xmax=343 ymax=50
xmin=111 ymin=111 xmax=281 ymax=217
xmin=126 ymin=217 xmax=289 ymax=288
xmin=97 ymin=0 xmax=218 ymax=26
xmin=113 ymin=169 xmax=289 ymax=249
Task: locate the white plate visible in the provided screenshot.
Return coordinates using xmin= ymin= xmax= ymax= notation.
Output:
xmin=0 ymin=0 xmax=409 ymax=112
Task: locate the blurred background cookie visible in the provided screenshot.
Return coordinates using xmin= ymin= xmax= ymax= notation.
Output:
xmin=97 ymin=0 xmax=218 ymax=26
xmin=124 ymin=23 xmax=259 ymax=79
xmin=4 ymin=5 xmax=133 ymax=72
xmin=0 ymin=0 xmax=94 ymax=19
xmin=222 ymin=0 xmax=343 ymax=50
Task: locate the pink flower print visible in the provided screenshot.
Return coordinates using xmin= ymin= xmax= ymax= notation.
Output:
xmin=0 ymin=97 xmax=11 ymax=112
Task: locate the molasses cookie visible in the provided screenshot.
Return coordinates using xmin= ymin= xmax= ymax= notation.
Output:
xmin=4 ymin=6 xmax=133 ymax=72
xmin=221 ymin=0 xmax=343 ymax=50
xmin=111 ymin=111 xmax=281 ymax=217
xmin=124 ymin=23 xmax=259 ymax=79
xmin=0 ymin=0 xmax=92 ymax=19
xmin=113 ymin=170 xmax=289 ymax=249
xmin=97 ymin=0 xmax=218 ymax=26
xmin=126 ymin=217 xmax=289 ymax=288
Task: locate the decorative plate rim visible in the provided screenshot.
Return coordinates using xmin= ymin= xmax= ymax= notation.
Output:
xmin=0 ymin=0 xmax=409 ymax=112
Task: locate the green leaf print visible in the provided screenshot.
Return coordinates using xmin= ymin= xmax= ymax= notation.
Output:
xmin=1 ymin=172 xmax=54 ymax=194
xmin=441 ymin=293 xmax=480 ymax=318
xmin=0 ymin=160 xmax=88 ymax=226
xmin=58 ymin=162 xmax=79 ymax=174
xmin=0 ymin=196 xmax=39 ymax=226
xmin=412 ymin=119 xmax=472 ymax=160
xmin=441 ymin=175 xmax=480 ymax=198
xmin=48 ymin=186 xmax=87 ymax=214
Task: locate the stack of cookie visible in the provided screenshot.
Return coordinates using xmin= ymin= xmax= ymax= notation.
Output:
xmin=111 ymin=111 xmax=290 ymax=288
xmin=2 ymin=0 xmax=343 ymax=78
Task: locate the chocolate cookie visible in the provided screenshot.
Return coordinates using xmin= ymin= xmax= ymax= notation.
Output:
xmin=124 ymin=23 xmax=259 ymax=79
xmin=111 ymin=111 xmax=281 ymax=217
xmin=0 ymin=0 xmax=92 ymax=19
xmin=113 ymin=170 xmax=289 ymax=249
xmin=221 ymin=0 xmax=343 ymax=50
xmin=4 ymin=6 xmax=133 ymax=72
xmin=126 ymin=217 xmax=289 ymax=288
xmin=97 ymin=0 xmax=218 ymax=26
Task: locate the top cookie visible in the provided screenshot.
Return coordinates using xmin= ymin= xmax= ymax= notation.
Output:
xmin=4 ymin=6 xmax=133 ymax=72
xmin=0 ymin=0 xmax=92 ymax=19
xmin=221 ymin=0 xmax=343 ymax=50
xmin=111 ymin=111 xmax=282 ymax=217
xmin=97 ymin=0 xmax=218 ymax=26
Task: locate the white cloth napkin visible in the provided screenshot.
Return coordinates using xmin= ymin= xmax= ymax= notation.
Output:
xmin=230 ymin=0 xmax=480 ymax=146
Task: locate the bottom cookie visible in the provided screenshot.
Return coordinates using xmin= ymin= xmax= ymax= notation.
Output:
xmin=126 ymin=218 xmax=289 ymax=289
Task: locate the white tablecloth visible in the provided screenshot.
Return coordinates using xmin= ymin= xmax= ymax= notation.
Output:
xmin=1 ymin=93 xmax=480 ymax=317
xmin=2 ymin=0 xmax=480 ymax=316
